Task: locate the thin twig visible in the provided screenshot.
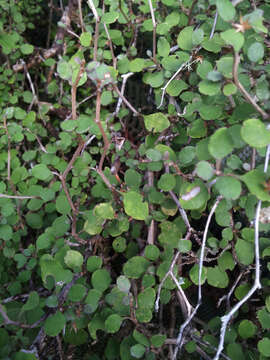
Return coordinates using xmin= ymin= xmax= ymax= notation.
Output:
xmin=87 ymin=0 xmax=100 ymax=61
xmin=148 ymin=0 xmax=156 ymax=62
xmin=210 ymin=11 xmax=218 ymax=39
xmin=233 ymin=51 xmax=269 ymax=120
xmin=213 ymin=148 xmax=270 ymax=360
xmin=103 ymin=23 xmax=117 ymax=69
xmin=77 ymin=0 xmax=85 ymax=31
xmin=157 ymin=57 xmax=198 ymax=109
xmin=155 ymin=231 xmax=192 ymax=312
xmin=0 ymin=193 xmax=37 ymax=199
xmin=173 ymin=196 xmax=223 ymax=360
xmin=115 ymin=72 xmax=134 ymax=116
xmin=169 ymin=191 xmax=191 ymax=229
xmin=112 ymin=84 xmax=140 ymax=116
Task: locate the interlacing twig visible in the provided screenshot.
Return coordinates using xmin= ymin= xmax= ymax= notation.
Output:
xmin=173 ymin=196 xmax=223 ymax=360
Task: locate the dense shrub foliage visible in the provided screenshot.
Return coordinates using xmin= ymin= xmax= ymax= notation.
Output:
xmin=1 ymin=0 xmax=270 ymax=359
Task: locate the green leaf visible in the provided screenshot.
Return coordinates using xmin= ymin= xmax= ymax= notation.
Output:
xmin=130 ymin=344 xmax=146 ymax=359
xmin=207 ymin=266 xmax=229 ymax=288
xmin=144 ymin=113 xmax=170 ymax=133
xmin=94 ymin=202 xmax=114 ymax=220
xmin=241 ymin=118 xmax=270 ymax=148
xmin=101 ymin=90 xmax=113 ymax=105
xmin=258 ymin=337 xmax=270 ymax=357
xmin=84 ymin=212 xmax=103 ymax=235
xmin=91 ymin=269 xmax=111 ymax=292
xmin=177 ymin=26 xmax=194 ymax=51
xmin=199 ymin=104 xmax=222 ymax=120
xmin=208 ymin=127 xmax=234 ymax=159
xmin=123 ymin=191 xmax=149 ymax=220
xmin=133 ymin=329 xmax=150 ymax=347
xmin=56 ymin=194 xmax=71 ymax=215
xmin=188 ymin=119 xmax=207 ymax=138
xmin=68 ymin=284 xmax=87 ymax=302
xmin=217 ymin=56 xmax=234 ymax=78
xmin=221 ymin=29 xmax=244 ymax=52
xmin=189 ymin=264 xmax=206 ymax=285
xmin=143 ymin=71 xmax=164 ymax=88
xmin=223 ymin=83 xmax=237 ymax=96
xmin=105 ymin=314 xmax=122 ymax=333
xmin=32 ymin=164 xmax=51 ymax=180
xmin=196 ymin=161 xmax=214 ymax=180
xmin=26 ymin=213 xmax=43 ymax=229
xmin=113 ymin=237 xmax=126 ymax=253
xmin=247 ymin=42 xmax=264 ymax=62
xmin=0 ymin=224 xmax=13 ymax=240
xmin=64 ymin=250 xmax=83 ymax=271
xmin=21 ymin=291 xmax=39 ymax=312
xmin=215 ymin=176 xmax=242 ymax=200
xmin=86 ymin=256 xmax=102 ymax=272
xmin=102 ymin=11 xmax=119 ymax=24
xmin=241 ymin=169 xmax=270 ymax=201
xmin=123 ymin=256 xmax=150 ymax=279
xmin=144 ymin=245 xmax=160 ymax=261
xmin=192 ymin=28 xmax=204 ymax=46
xmin=124 ymin=169 xmax=142 ymax=189
xmin=138 ymin=287 xmax=155 ymax=309
xmin=257 ymin=308 xmax=270 ymax=329
xmin=235 ymin=238 xmax=254 ymax=265
xmin=238 ymin=320 xmax=257 ymax=339
xmin=117 ymin=275 xmax=131 ymax=293
xmin=129 ymin=58 xmax=145 ymax=72
xmin=150 ymin=334 xmax=166 ymax=347
xmin=79 ymin=32 xmax=92 ymax=47
xmin=157 ymin=37 xmax=170 ymax=57
xmin=217 ymin=251 xmax=235 ymax=271
xmin=178 ymin=239 xmax=192 ymax=253
xmin=44 ymin=311 xmax=66 ymax=336
xmin=166 ymin=79 xmax=188 ymax=96
xmin=46 ymin=295 xmax=58 ymax=308
xmin=158 ymin=173 xmax=176 ymax=191
xmin=20 ymin=43 xmax=34 ymax=55
xmin=57 ymin=59 xmax=72 ymax=80
xmin=216 ymin=0 xmax=236 ymax=21
xmin=197 ymin=60 xmax=213 ymax=79
xmin=180 ymin=180 xmax=209 ymax=210
xmin=227 ymin=343 xmax=245 ymax=360
xmin=85 ymin=289 xmax=102 ymax=314
xmin=178 ymin=146 xmax=196 ymax=165
xmin=198 ymin=80 xmax=221 ymax=96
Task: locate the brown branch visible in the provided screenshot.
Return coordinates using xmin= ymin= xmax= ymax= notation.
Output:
xmin=233 ymin=51 xmax=269 ymax=120
xmin=77 ymin=0 xmax=85 ymax=31
xmin=13 ymin=5 xmax=72 ymax=72
xmin=0 ymin=303 xmax=46 ymax=329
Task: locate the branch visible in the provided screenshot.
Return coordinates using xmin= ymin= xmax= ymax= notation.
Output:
xmin=155 ymin=231 xmax=192 ymax=312
xmin=233 ymin=51 xmax=269 ymax=120
xmin=214 ymin=145 xmax=270 ymax=359
xmin=13 ymin=5 xmax=72 ymax=72
xmin=173 ymin=196 xmax=223 ymax=360
xmin=148 ymin=0 xmax=157 ymax=62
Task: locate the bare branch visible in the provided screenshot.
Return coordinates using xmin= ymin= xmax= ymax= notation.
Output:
xmin=148 ymin=0 xmax=157 ymax=62
xmin=173 ymin=196 xmax=223 ymax=360
xmin=213 ymin=145 xmax=270 ymax=359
